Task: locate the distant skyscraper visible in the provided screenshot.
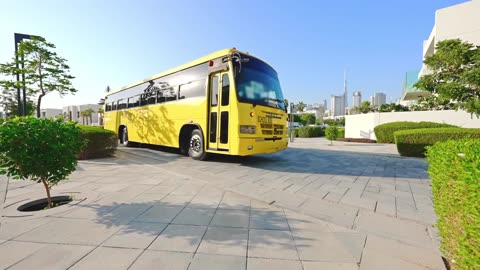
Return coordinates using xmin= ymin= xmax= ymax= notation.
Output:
xmin=353 ymin=91 xmax=362 ymax=108
xmin=370 ymin=92 xmax=387 ymax=106
xmin=324 ymin=99 xmax=327 ymax=110
xmin=343 ymin=68 xmax=348 ymax=110
xmin=331 ymin=95 xmax=345 ymax=117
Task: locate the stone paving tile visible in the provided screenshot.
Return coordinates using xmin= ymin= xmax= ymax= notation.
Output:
xmin=7 ymin=243 xmax=94 ymax=270
xmin=130 ymin=193 xmax=168 ymax=204
xmin=196 ymin=227 xmax=248 ymax=256
xmin=247 ymin=229 xmax=298 ymax=260
xmin=15 ymin=218 xmax=122 ymax=246
xmin=247 ymin=257 xmax=302 ymax=270
xmin=129 ymin=250 xmax=193 ymax=270
xmin=359 ymin=249 xmax=431 ymax=270
xmin=302 ymin=261 xmax=359 ymax=270
xmin=0 ymin=218 xmax=52 ymax=240
xmin=189 ymin=254 xmax=246 ymax=270
xmin=293 ymin=231 xmax=365 ymax=263
xmin=249 ymin=209 xmax=289 ymax=230
xmin=300 ymin=198 xmax=359 ymax=228
xmin=172 ymin=207 xmax=216 ymax=226
xmin=134 ymin=205 xmax=184 ymax=223
xmin=0 ymin=241 xmax=46 ymax=269
xmin=354 ymin=210 xmax=433 ymax=248
xmin=188 ymin=195 xmax=223 ymax=209
xmin=143 ymin=184 xmax=181 ymax=194
xmin=210 ymin=209 xmax=249 ymax=228
xmin=219 ymin=192 xmax=251 ymax=210
xmin=364 ymin=234 xmax=445 ymax=270
xmin=69 ymin=246 xmax=142 ymax=269
xmin=160 ymin=195 xmax=196 ymax=206
xmin=149 ymin=224 xmax=206 ymax=252
xmin=102 ymin=222 xmax=167 ymax=249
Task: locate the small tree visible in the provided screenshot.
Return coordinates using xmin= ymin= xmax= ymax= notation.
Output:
xmin=98 ymin=108 xmax=104 ymax=126
xmin=415 ymin=39 xmax=480 ymax=117
xmin=84 ymin=108 xmax=95 ymax=125
xmin=80 ymin=110 xmax=88 ymax=125
xmin=325 ymin=126 xmax=339 ymax=145
xmin=1 ymin=86 xmax=36 ymax=117
xmin=0 ymin=36 xmax=77 ymax=118
xmin=359 ymin=101 xmax=372 ymax=114
xmin=0 ymin=117 xmax=83 ymax=208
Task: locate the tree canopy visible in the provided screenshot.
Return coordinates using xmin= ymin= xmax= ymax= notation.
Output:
xmin=414 ymin=39 xmax=480 ymax=117
xmin=0 ymin=36 xmax=77 ymax=117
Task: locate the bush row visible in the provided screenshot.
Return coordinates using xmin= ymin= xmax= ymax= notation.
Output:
xmin=291 ymin=126 xmax=325 ymax=138
xmin=394 ymin=128 xmax=480 ymax=157
xmin=77 ymin=125 xmax=118 ymax=159
xmin=426 ymin=139 xmax=480 ymax=270
xmin=374 ymin=121 xmax=455 ymax=143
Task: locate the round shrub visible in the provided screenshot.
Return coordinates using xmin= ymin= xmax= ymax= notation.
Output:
xmin=394 ymin=128 xmax=480 ymax=157
xmin=374 ymin=121 xmax=456 ymax=143
xmin=337 ymin=128 xmax=345 ymax=139
xmin=426 ymin=139 xmax=480 ymax=270
xmin=77 ymin=125 xmax=117 ymax=159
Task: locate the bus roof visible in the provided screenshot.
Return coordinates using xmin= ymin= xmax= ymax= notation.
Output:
xmin=108 ymin=48 xmax=242 ymax=96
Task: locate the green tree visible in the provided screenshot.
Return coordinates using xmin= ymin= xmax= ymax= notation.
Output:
xmin=414 ymin=39 xmax=480 ymax=117
xmin=0 ymin=36 xmax=77 ymax=118
xmin=300 ymin=113 xmax=316 ymax=125
xmin=296 ymin=101 xmax=306 ymax=112
xmin=84 ymin=108 xmax=95 ymax=125
xmin=80 ymin=110 xmax=88 ymax=125
xmin=325 ymin=126 xmax=339 ymax=145
xmin=359 ymin=101 xmax=372 ymax=113
xmin=0 ymin=117 xmax=83 ymax=208
xmin=98 ymin=108 xmax=104 ymax=126
xmin=1 ymin=87 xmax=36 ymax=117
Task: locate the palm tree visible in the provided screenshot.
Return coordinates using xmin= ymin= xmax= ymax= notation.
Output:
xmin=98 ymin=108 xmax=104 ymax=126
xmin=296 ymin=101 xmax=306 ymax=112
xmin=80 ymin=110 xmax=88 ymax=125
xmin=84 ymin=108 xmax=95 ymax=125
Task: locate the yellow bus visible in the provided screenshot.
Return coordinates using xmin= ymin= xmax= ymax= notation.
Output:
xmin=104 ymin=48 xmax=288 ymax=160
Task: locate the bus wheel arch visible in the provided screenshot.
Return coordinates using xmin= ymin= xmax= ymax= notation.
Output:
xmin=118 ymin=125 xmax=129 ymax=146
xmin=180 ymin=124 xmax=208 ymax=160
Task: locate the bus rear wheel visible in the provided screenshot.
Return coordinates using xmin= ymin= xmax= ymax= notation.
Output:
xmin=188 ymin=129 xmax=208 ymax=160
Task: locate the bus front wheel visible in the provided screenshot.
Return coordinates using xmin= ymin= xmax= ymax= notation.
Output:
xmin=188 ymin=129 xmax=208 ymax=160
xmin=120 ymin=126 xmax=130 ymax=147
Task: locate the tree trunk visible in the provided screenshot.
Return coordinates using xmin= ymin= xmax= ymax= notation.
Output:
xmin=40 ymin=178 xmax=53 ymax=208
xmin=36 ymin=97 xmax=42 ymax=118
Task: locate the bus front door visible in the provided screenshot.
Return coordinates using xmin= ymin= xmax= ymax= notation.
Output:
xmin=208 ymin=72 xmax=231 ymax=151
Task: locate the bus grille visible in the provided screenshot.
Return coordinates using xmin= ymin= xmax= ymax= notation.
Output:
xmin=261 ymin=124 xmax=284 ymax=136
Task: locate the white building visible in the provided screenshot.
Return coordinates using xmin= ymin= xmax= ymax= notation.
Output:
xmin=419 ymin=0 xmax=480 ymax=79
xmin=301 ymin=103 xmax=326 ymax=120
xmin=331 ymin=95 xmax=345 ymax=117
xmin=370 ymin=92 xmax=387 ymax=106
xmin=352 ymin=91 xmax=362 ymax=108
xmin=62 ymin=104 xmax=101 ymax=125
xmin=39 ymin=108 xmax=62 ymax=118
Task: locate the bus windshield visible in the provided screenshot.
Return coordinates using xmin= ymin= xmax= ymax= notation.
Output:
xmin=234 ymin=55 xmax=285 ymax=110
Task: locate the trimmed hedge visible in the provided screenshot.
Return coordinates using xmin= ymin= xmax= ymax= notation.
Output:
xmin=426 ymin=139 xmax=480 ymax=270
xmin=394 ymin=128 xmax=480 ymax=157
xmin=374 ymin=121 xmax=455 ymax=143
xmin=293 ymin=126 xmax=324 ymax=138
xmin=77 ymin=126 xmax=117 ymax=159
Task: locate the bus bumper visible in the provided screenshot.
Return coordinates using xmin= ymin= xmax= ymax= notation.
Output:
xmin=237 ymin=137 xmax=288 ymax=156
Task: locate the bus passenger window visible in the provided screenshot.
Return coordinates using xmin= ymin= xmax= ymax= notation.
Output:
xmin=221 ymin=74 xmax=230 ymax=106
xmin=106 ymin=103 xmax=112 ymax=111
xmin=211 ymin=75 xmax=218 ymax=106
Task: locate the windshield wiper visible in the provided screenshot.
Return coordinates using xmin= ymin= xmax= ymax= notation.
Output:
xmin=262 ymin=98 xmax=284 ymax=108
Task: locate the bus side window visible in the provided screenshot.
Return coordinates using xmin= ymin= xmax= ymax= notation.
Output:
xmin=211 ymin=75 xmax=218 ymax=106
xmin=106 ymin=103 xmax=112 ymax=111
xmin=112 ymin=101 xmax=117 ymax=111
xmin=221 ymin=74 xmax=230 ymax=106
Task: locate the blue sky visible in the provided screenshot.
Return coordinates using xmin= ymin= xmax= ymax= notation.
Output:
xmin=0 ymin=0 xmax=468 ymax=109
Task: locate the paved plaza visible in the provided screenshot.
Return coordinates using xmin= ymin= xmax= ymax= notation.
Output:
xmin=0 ymin=138 xmax=445 ymax=269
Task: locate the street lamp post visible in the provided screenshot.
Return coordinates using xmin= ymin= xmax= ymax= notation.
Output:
xmin=14 ymin=33 xmax=39 ymax=116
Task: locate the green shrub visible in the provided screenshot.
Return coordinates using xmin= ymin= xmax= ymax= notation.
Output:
xmin=394 ymin=128 xmax=480 ymax=157
xmin=337 ymin=128 xmax=345 ymax=139
xmin=77 ymin=125 xmax=117 ymax=159
xmin=296 ymin=126 xmax=324 ymax=138
xmin=374 ymin=121 xmax=455 ymax=143
xmin=0 ymin=117 xmax=83 ymax=208
xmin=426 ymin=139 xmax=480 ymax=270
xmin=325 ymin=126 xmax=338 ymax=143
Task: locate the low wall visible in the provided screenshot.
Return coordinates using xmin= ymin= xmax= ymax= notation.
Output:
xmin=345 ymin=110 xmax=480 ymax=140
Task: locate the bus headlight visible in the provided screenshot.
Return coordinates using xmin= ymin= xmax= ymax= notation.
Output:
xmin=240 ymin=125 xmax=256 ymax=134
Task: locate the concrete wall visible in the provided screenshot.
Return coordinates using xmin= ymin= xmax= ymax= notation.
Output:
xmin=40 ymin=108 xmax=62 ymax=118
xmin=345 ymin=110 xmax=480 ymax=140
xmin=62 ymin=104 xmax=101 ymax=125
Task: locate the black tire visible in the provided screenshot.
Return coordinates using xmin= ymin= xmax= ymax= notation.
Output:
xmin=188 ymin=129 xmax=208 ymax=160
